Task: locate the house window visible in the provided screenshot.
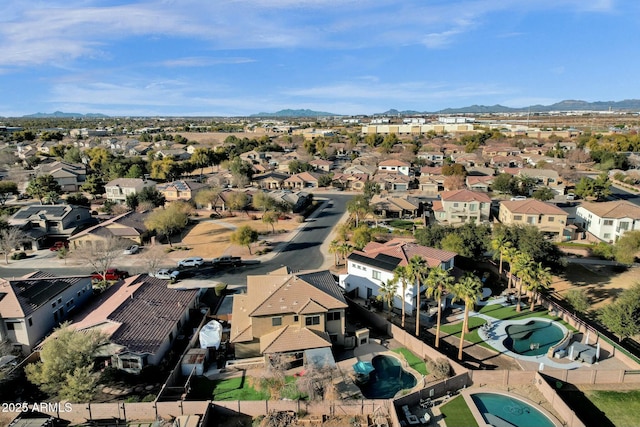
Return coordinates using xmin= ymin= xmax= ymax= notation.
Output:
xmin=293 ymin=315 xmax=299 ymax=322
xmin=548 ymin=217 xmax=554 ymax=222
xmin=604 ymin=233 xmax=611 ymax=239
xmin=121 ymin=357 xmax=141 ymax=370
xmin=272 ymin=317 xmax=282 ymax=326
xmin=327 ymin=312 xmax=341 ymax=322
xmin=619 ymin=222 xmax=629 ymax=231
xmin=305 ymin=316 xmax=320 ymax=326
xmin=372 ymin=270 xmax=381 ymax=280
xmin=169 ymin=332 xmax=174 ymax=342
xmin=469 ymin=204 xmax=477 ymax=212
xmin=51 ymin=302 xmax=56 ymax=308
xmin=66 ymin=299 xmax=74 ymax=308
xmin=453 ymin=203 xmax=459 ymax=208
xmin=527 ymin=216 xmax=536 ymax=224
xmin=603 ymin=219 xmax=614 ymax=226
xmin=28 ymin=318 xmax=32 ymax=327
xmin=6 ymin=322 xmax=15 ymax=330
xmin=514 ymin=215 xmax=522 ymax=221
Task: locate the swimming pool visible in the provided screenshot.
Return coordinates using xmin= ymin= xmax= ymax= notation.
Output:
xmin=471 ymin=392 xmax=556 ymax=427
xmin=503 ymin=320 xmax=564 ymax=356
xmin=357 ymin=355 xmax=417 ymax=399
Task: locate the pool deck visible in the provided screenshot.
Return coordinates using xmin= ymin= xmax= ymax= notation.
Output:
xmin=453 ymin=296 xmax=584 ymax=370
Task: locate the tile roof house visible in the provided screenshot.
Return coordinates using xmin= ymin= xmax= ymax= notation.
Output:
xmin=576 ymin=201 xmax=640 ymax=242
xmin=0 ymin=271 xmax=94 ymax=353
xmin=499 ymin=200 xmax=568 ymax=239
xmin=517 ymin=168 xmax=565 ymax=195
xmin=372 ymin=173 xmax=413 ymax=191
xmin=339 ymin=239 xmax=456 ymax=313
xmin=69 ymin=274 xmax=199 ymax=373
xmin=465 ymin=175 xmax=494 ymax=192
xmin=432 ymin=189 xmax=492 ymax=225
xmin=283 ymin=171 xmax=322 ymax=189
xmin=370 ymin=194 xmax=421 ymax=218
xmin=35 ymin=161 xmax=87 ymax=192
xmin=230 ymin=269 xmax=347 ymax=360
xmin=251 ymin=171 xmax=290 ymax=189
xmin=105 ymin=178 xmax=158 ymax=204
xmin=156 ymin=180 xmax=208 ymax=202
xmin=309 ymin=158 xmax=333 ymax=172
xmin=378 ymin=159 xmax=411 ymax=176
xmin=9 ymin=204 xmax=95 ymax=250
xmin=331 ymin=173 xmax=369 ymax=191
xmin=68 ymin=210 xmax=151 ymax=248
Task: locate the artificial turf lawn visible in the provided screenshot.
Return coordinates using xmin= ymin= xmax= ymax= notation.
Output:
xmin=190 ymin=374 xmax=305 ymax=401
xmin=439 ymin=395 xmax=479 ymax=427
xmin=392 ymin=347 xmax=429 ymax=375
xmin=582 ymin=389 xmax=640 ymax=427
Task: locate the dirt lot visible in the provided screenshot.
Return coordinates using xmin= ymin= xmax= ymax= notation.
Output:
xmin=551 ymin=262 xmax=639 ymax=310
xmin=172 ymin=211 xmax=302 ymax=260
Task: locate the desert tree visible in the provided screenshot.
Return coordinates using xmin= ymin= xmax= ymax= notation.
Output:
xmin=71 ymin=236 xmax=128 ymax=281
xmin=144 ymin=202 xmax=192 ymax=246
xmin=0 ymin=227 xmax=26 ymax=264
xmin=230 ymin=225 xmax=259 ymax=254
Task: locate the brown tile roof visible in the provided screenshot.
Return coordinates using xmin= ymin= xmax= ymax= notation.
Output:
xmin=361 ymin=238 xmax=456 ymax=268
xmin=579 ymin=200 xmax=640 ymax=219
xmin=71 ymin=274 xmax=197 ymax=355
xmin=500 ymin=200 xmax=567 ymax=215
xmin=440 ymin=189 xmax=491 ymax=203
xmin=260 ymin=326 xmax=331 ymax=354
xmin=379 ymin=159 xmax=410 ymax=167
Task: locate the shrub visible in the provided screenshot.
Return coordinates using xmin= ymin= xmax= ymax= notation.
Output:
xmin=141 ymin=394 xmax=156 ymax=402
xmin=11 ymin=251 xmax=27 ymax=260
xmin=214 ymin=283 xmax=228 ymax=297
xmin=565 ymin=289 xmax=590 ymax=313
xmin=426 ymin=358 xmax=451 ymax=380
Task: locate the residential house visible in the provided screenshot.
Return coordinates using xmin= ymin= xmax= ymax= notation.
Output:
xmin=252 ymin=171 xmax=289 ymax=189
xmin=309 ymin=158 xmax=333 ymax=172
xmin=466 ymin=176 xmax=494 ymax=192
xmin=490 ymin=155 xmax=523 ymax=169
xmin=377 ymin=159 xmax=411 ymax=176
xmin=267 ymin=190 xmax=312 ymax=213
xmin=372 ymin=173 xmax=413 ymax=191
xmin=418 ymin=175 xmax=441 ymax=196
xmin=419 ymin=166 xmax=443 ymax=176
xmin=517 ymin=169 xmax=565 ymax=195
xmin=210 ymin=189 xmax=254 ymax=212
xmin=576 ymin=201 xmax=640 ymax=242
xmin=239 ymin=150 xmax=267 ymax=164
xmin=36 ymin=161 xmax=87 ymax=192
xmin=331 ymin=173 xmax=368 ymax=191
xmin=35 ymin=141 xmax=58 ymax=154
xmin=230 ymin=268 xmax=347 ymax=360
xmin=451 ymin=152 xmax=484 ymax=168
xmin=68 ymin=210 xmax=151 ymax=249
xmin=499 ymin=200 xmax=568 ymax=239
xmin=432 ymin=189 xmax=491 ymax=225
xmin=0 ymin=271 xmax=94 ymax=353
xmin=69 ymin=274 xmax=199 ymax=373
xmin=9 ymin=205 xmax=95 ymax=250
xmin=284 ymin=171 xmax=321 ymax=189
xmin=156 ymin=180 xmax=208 ymax=202
xmin=370 ymin=195 xmax=420 ymax=218
xmin=344 ymin=164 xmax=376 ymax=176
xmin=417 ymin=151 xmax=445 ymax=166
xmin=482 ymin=145 xmax=522 ymax=157
xmin=105 ymin=178 xmax=157 ymax=204
xmin=155 ymin=148 xmax=191 ymax=161
xmin=339 ymin=239 xmax=456 ymax=314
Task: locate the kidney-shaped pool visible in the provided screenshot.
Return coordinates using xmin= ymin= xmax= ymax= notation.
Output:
xmin=357 ymin=354 xmax=417 ymax=399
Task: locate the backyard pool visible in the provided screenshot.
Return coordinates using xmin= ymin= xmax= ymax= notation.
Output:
xmin=358 ymin=355 xmax=417 ymax=399
xmin=503 ymin=320 xmax=565 ymax=357
xmin=471 ymin=392 xmax=557 ymax=427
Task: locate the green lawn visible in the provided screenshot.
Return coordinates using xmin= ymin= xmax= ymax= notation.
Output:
xmin=440 ymin=395 xmax=479 ymax=427
xmin=392 ymin=348 xmax=429 ymax=375
xmin=190 ymin=375 xmax=269 ymax=401
xmin=583 ymin=389 xmax=640 ymax=427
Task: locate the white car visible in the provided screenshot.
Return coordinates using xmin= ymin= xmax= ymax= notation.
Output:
xmin=510 ymin=196 xmax=527 ymax=201
xmin=178 ymin=257 xmax=205 ymax=268
xmin=153 ymin=269 xmax=180 ymax=281
xmin=123 ymin=245 xmax=140 ymax=255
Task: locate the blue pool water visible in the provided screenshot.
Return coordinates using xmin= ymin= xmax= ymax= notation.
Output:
xmin=358 ymin=355 xmax=417 ymax=399
xmin=471 ymin=393 xmax=556 ymax=427
xmin=503 ymin=320 xmax=564 ymax=356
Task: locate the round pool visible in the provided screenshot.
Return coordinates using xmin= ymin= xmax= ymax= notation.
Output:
xmin=471 ymin=392 xmax=557 ymax=427
xmin=503 ymin=320 xmax=564 ymax=356
xmin=357 ymin=355 xmax=417 ymax=399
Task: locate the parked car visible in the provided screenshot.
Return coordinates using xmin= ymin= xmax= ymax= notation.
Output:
xmin=152 ymin=269 xmax=180 ymax=281
xmin=178 ymin=257 xmax=205 ymax=268
xmin=123 ymin=245 xmax=140 ymax=255
xmin=566 ymin=193 xmax=576 ymax=201
xmin=510 ymin=196 xmax=527 ymax=201
xmin=212 ymin=255 xmax=242 ymax=266
xmin=49 ymin=241 xmax=69 ymax=251
xmin=91 ymin=268 xmax=129 ymax=281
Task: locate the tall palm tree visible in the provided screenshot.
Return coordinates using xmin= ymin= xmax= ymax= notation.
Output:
xmin=392 ymin=265 xmax=412 ymax=328
xmin=425 ymin=267 xmax=454 ymax=348
xmin=490 ymin=235 xmax=512 ymax=276
xmin=451 ymin=274 xmax=483 ymax=360
xmin=337 ymin=242 xmax=354 ymax=266
xmin=407 ymin=256 xmax=429 ymax=337
xmin=377 ymin=280 xmax=398 ymax=319
xmin=328 ymin=240 xmax=340 ymax=266
xmin=528 ymin=262 xmax=552 ymax=311
xmin=513 ymin=252 xmax=534 ymax=313
xmin=504 ymin=246 xmax=520 ymax=289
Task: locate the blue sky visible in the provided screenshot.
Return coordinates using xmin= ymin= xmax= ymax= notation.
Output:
xmin=1 ymin=0 xmax=638 ymax=117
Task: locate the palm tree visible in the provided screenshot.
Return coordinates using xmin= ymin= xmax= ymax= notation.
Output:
xmin=513 ymin=252 xmax=534 ymax=313
xmin=451 ymin=273 xmax=483 ymax=360
xmin=377 ymin=280 xmax=398 ymax=319
xmin=504 ymin=246 xmax=519 ymax=289
xmin=328 ymin=240 xmax=340 ymax=266
xmin=425 ymin=267 xmax=454 ymax=348
xmin=337 ymin=242 xmax=354 ymax=266
xmin=392 ymin=265 xmax=412 ymax=328
xmin=407 ymin=256 xmax=429 ymax=337
xmin=347 ymin=195 xmax=371 ymax=227
xmin=490 ymin=235 xmax=512 ymax=275
xmin=528 ymin=262 xmax=552 ymax=311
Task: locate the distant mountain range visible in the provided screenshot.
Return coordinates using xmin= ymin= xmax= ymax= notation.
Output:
xmin=21 ymin=111 xmax=109 ymax=118
xmin=11 ymin=99 xmax=640 ymax=120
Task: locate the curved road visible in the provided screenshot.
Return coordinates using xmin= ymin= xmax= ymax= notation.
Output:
xmin=0 ymin=193 xmax=353 ymax=286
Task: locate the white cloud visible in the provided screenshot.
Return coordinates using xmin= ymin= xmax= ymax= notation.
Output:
xmin=160 ymin=57 xmax=256 ymax=67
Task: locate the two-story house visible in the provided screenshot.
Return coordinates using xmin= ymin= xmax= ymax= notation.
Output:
xmin=576 ymin=201 xmax=640 ymax=243
xmin=36 ymin=161 xmax=87 ymax=192
xmin=378 ymin=160 xmax=411 ymax=176
xmin=517 ymin=169 xmax=565 ymax=195
xmin=69 ymin=274 xmax=199 ymax=374
xmin=432 ymin=189 xmax=492 ymax=225
xmin=156 ymin=180 xmax=208 ymax=202
xmin=105 ymin=178 xmax=157 ymax=204
xmin=339 ymin=239 xmax=456 ymax=314
xmin=499 ymin=200 xmax=568 ymax=240
xmin=9 ymin=204 xmax=95 ymax=250
xmin=230 ymin=268 xmax=347 ymax=361
xmin=0 ymin=271 xmax=94 ymax=353
xmin=283 ymin=171 xmax=321 ymax=189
